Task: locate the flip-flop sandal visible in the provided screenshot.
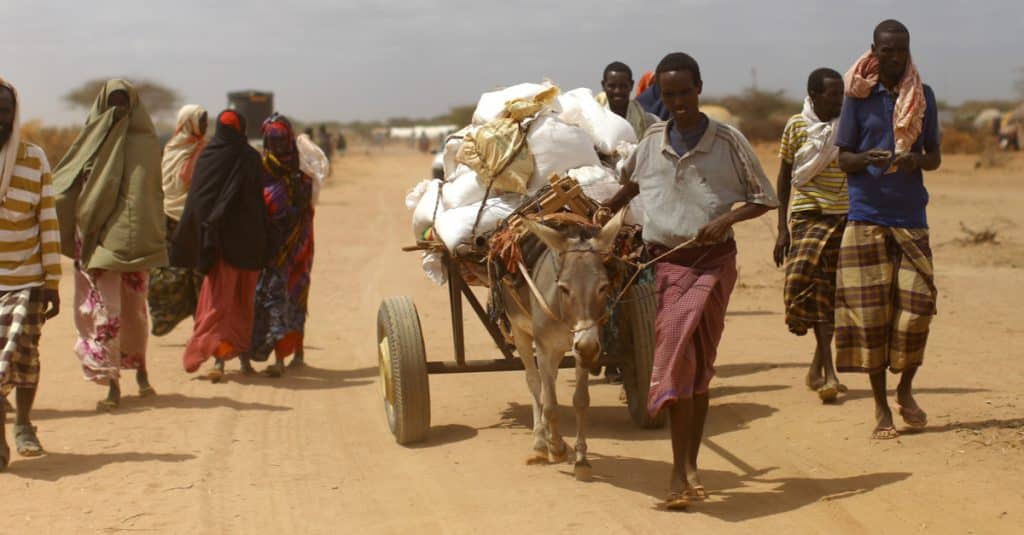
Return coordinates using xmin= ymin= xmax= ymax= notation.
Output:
xmin=262 ymin=364 xmax=284 ymax=378
xmin=898 ymin=406 xmax=928 ymax=429
xmin=685 ymin=486 xmax=708 ymax=501
xmin=13 ymin=424 xmax=44 ymax=457
xmin=96 ymin=399 xmax=119 ymax=412
xmin=818 ymin=384 xmax=839 ymax=403
xmin=872 ymin=425 xmax=899 ymax=440
xmin=207 ymin=368 xmax=225 ymax=383
xmin=138 ymin=386 xmax=157 ymax=397
xmin=661 ymin=492 xmax=690 ymax=511
xmin=837 ymin=383 xmax=849 ymax=393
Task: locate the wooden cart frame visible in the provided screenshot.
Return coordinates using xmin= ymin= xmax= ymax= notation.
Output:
xmin=377 ymin=249 xmax=665 ymax=445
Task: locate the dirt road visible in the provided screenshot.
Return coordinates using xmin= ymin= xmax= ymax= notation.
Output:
xmin=3 ymin=147 xmax=1022 ymax=534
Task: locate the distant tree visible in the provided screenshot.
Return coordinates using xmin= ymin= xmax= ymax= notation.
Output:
xmin=444 ymin=105 xmax=474 ymax=127
xmin=63 ymin=77 xmax=181 ymax=117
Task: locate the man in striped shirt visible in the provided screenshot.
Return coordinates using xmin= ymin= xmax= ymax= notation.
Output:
xmin=773 ymin=68 xmax=848 ymax=403
xmin=0 ymin=79 xmax=61 ymax=470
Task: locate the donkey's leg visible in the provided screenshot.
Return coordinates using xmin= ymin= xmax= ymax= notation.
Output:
xmin=513 ymin=325 xmax=547 ymax=463
xmin=572 ymin=363 xmax=593 ymax=481
xmin=536 ymin=340 xmax=569 ymax=463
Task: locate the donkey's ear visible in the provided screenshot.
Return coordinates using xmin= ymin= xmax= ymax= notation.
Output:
xmin=522 ymin=219 xmax=568 ymax=253
xmin=593 ymin=209 xmax=625 ymax=252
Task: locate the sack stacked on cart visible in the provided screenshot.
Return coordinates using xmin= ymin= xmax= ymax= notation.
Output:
xmin=406 ymin=82 xmax=644 ymax=275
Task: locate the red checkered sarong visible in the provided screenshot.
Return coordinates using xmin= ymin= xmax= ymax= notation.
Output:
xmin=647 ymin=241 xmax=737 ymax=417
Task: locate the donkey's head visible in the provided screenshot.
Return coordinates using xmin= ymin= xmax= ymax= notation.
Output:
xmin=523 ymin=211 xmax=624 ymax=366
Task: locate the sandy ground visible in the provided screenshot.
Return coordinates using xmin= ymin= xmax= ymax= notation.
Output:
xmin=3 ymin=146 xmax=1023 ymax=534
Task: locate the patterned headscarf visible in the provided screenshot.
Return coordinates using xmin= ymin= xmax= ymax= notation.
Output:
xmin=161 ymin=104 xmax=207 ymax=220
xmin=261 ymin=114 xmax=298 ymax=164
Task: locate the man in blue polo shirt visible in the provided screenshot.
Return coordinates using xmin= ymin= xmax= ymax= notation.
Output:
xmin=834 ymin=19 xmax=941 ymax=440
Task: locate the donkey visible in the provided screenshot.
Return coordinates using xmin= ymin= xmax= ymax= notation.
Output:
xmin=502 ymin=211 xmax=624 ymax=481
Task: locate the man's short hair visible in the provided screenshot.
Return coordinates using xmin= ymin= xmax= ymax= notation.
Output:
xmin=807 ymin=68 xmax=843 ymax=96
xmin=655 ymin=52 xmax=701 ymax=86
xmin=603 ymin=61 xmax=633 ymax=81
xmin=873 ymin=19 xmax=910 ymax=44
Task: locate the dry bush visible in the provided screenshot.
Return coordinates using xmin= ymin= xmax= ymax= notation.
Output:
xmin=941 ymin=126 xmax=986 ymax=154
xmin=957 ymin=222 xmax=999 ymax=245
xmin=19 ymin=120 xmax=81 ymax=164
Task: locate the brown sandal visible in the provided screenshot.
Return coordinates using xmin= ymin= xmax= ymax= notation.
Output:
xmin=661 ymin=492 xmax=691 ymax=511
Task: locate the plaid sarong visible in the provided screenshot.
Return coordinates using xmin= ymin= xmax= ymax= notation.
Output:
xmin=648 ymin=241 xmax=737 ymax=417
xmin=0 ymin=288 xmax=44 ymax=396
xmin=783 ymin=212 xmax=846 ymax=335
xmin=835 ymin=222 xmax=936 ymax=373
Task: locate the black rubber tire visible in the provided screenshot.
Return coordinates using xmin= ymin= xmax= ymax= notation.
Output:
xmin=377 ymin=297 xmax=431 ymax=444
xmin=619 ymin=282 xmax=667 ymax=429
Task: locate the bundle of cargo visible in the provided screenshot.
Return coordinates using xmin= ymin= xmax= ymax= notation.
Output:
xmin=405 ymin=82 xmax=644 ymax=284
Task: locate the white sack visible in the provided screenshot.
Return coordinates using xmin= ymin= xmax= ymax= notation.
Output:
xmin=410 ymin=179 xmax=444 ymax=238
xmin=434 ymin=194 xmax=522 ymax=252
xmin=442 ymin=167 xmax=487 ymax=209
xmin=557 ymin=88 xmax=637 ymax=155
xmin=568 ymin=165 xmax=621 ymax=203
xmin=296 ymin=133 xmax=329 ymax=206
xmin=422 ymin=251 xmax=447 ymax=286
xmin=526 ymin=114 xmax=599 ymax=191
xmin=472 ymin=83 xmax=560 ymax=125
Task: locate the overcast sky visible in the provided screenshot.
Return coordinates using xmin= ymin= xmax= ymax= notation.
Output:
xmin=4 ymin=0 xmax=1021 ymax=125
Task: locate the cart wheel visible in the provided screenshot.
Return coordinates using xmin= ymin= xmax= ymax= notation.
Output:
xmin=377 ymin=296 xmax=431 ymax=444
xmin=620 ymin=282 xmax=667 ymax=429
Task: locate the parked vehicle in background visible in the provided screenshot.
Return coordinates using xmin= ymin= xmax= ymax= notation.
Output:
xmin=432 ymin=150 xmax=444 ymax=179
xmin=227 ymin=90 xmax=274 ymax=147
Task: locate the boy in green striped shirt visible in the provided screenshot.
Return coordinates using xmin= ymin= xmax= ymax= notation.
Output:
xmin=773 ymin=68 xmax=848 ymax=403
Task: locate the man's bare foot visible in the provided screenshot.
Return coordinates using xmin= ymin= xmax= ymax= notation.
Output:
xmin=872 ymin=406 xmax=897 ymax=439
xmin=287 ymin=354 xmax=305 ymax=369
xmin=897 ymin=387 xmax=927 ymax=429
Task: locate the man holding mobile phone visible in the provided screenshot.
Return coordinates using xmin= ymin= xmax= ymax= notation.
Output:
xmin=834 ymin=19 xmax=941 ymax=440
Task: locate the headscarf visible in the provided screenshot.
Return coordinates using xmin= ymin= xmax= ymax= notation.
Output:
xmin=0 ymin=78 xmax=22 ymax=204
xmin=170 ymin=110 xmax=267 ymax=273
xmin=792 ymin=96 xmax=840 ymax=187
xmin=260 ymin=115 xmax=313 ymax=265
xmin=161 ymin=104 xmax=207 ymax=220
xmin=843 ymin=51 xmax=926 ymax=155
xmin=52 ymin=79 xmax=165 ymax=271
xmin=636 ymin=80 xmax=669 ymax=121
xmin=635 ymin=71 xmax=655 ymax=98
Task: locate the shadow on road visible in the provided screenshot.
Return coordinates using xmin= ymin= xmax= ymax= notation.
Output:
xmin=405 ymin=424 xmax=479 ymax=449
xmin=585 ymin=453 xmax=910 ymax=521
xmin=223 ymin=364 xmax=376 ymax=391
xmin=490 ymin=400 xmax=779 ymax=442
xmin=26 ymin=393 xmax=292 ymax=421
xmin=834 ymin=386 xmax=989 ymax=404
xmin=5 ymin=451 xmax=195 ymax=482
xmin=716 ymin=361 xmax=807 ymax=379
